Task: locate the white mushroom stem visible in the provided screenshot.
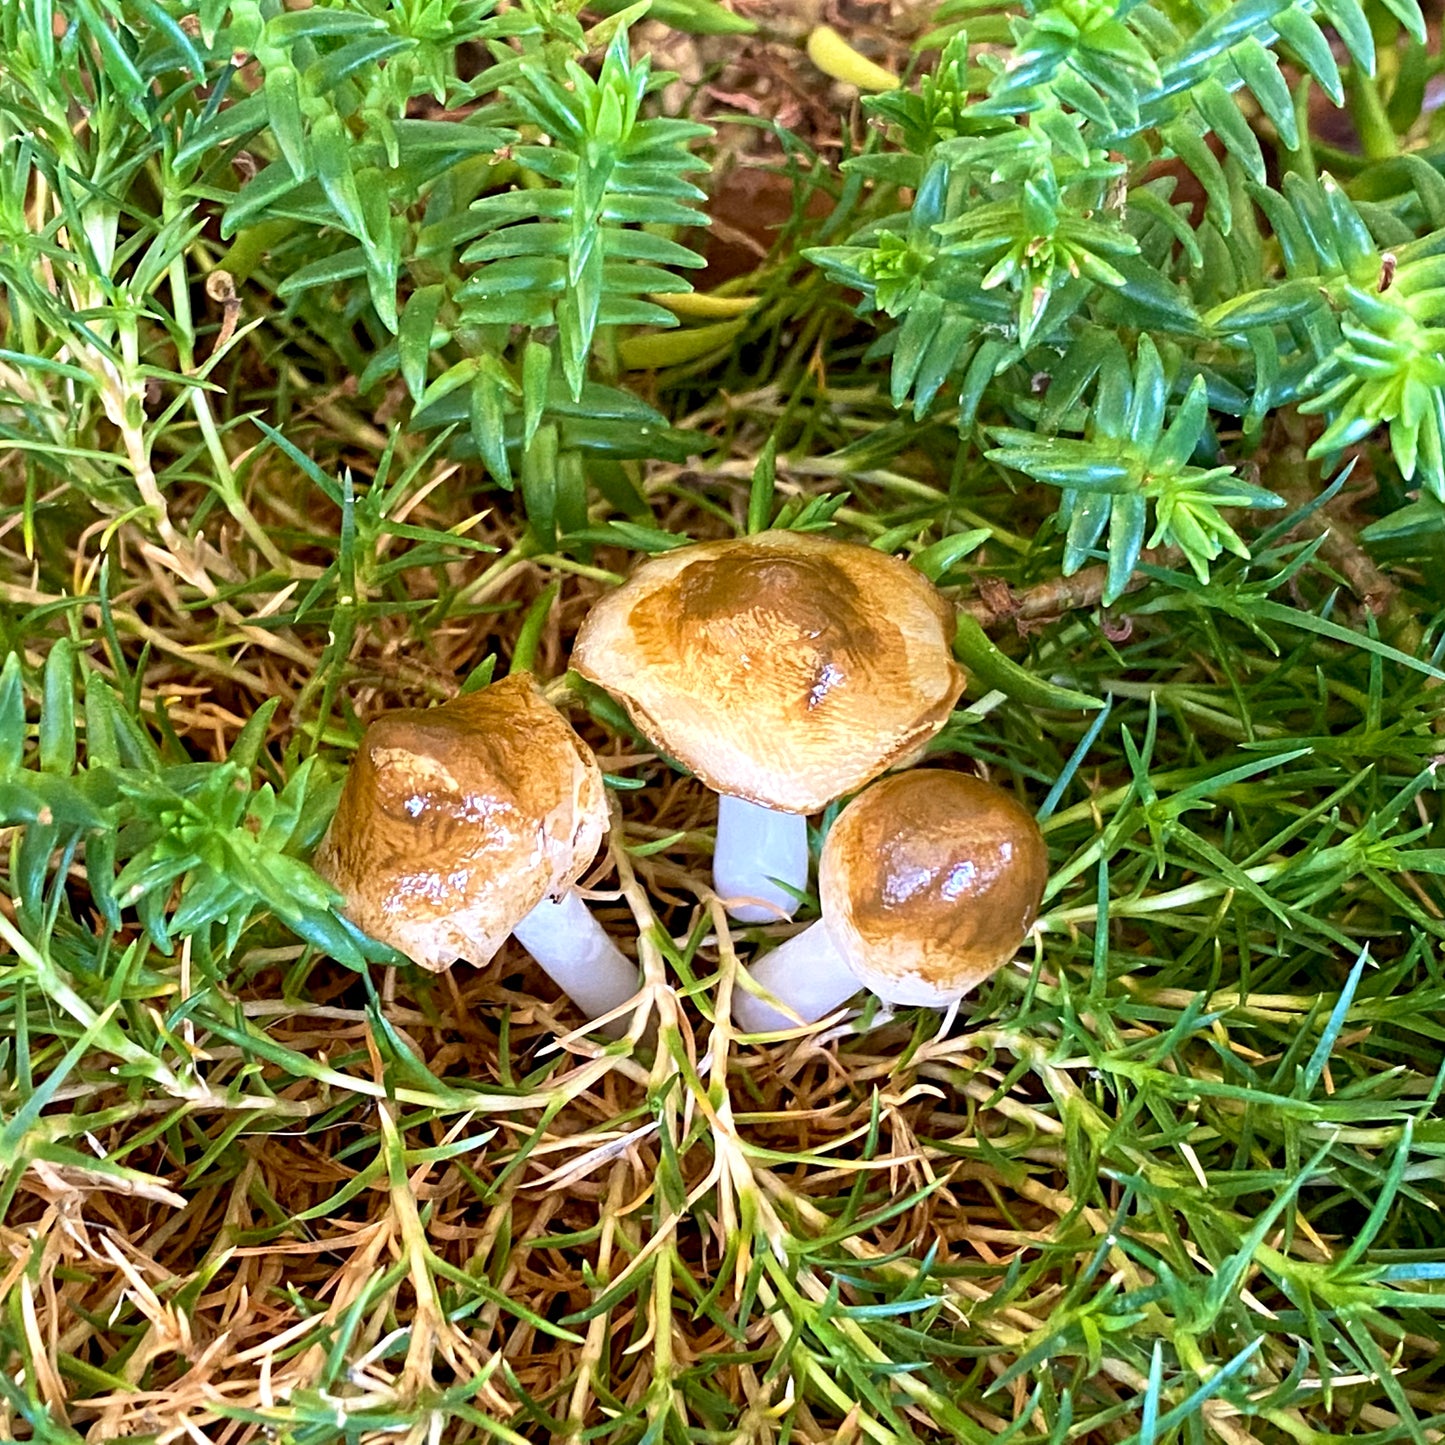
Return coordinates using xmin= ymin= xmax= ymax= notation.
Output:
xmin=731 ymin=921 xmax=861 ymax=1033
xmin=714 ymin=794 xmax=810 ymax=923
xmin=512 ymin=889 xmax=640 ymax=1035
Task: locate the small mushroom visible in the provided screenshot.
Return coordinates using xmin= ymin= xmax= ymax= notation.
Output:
xmin=315 ymin=674 xmax=639 ymax=1029
xmin=572 ymin=531 xmax=965 ymax=922
xmin=732 ymin=770 xmax=1048 ymax=1033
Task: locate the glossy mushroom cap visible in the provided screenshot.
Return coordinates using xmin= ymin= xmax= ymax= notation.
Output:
xmin=314 ymin=674 xmax=608 ymax=972
xmin=820 ymin=770 xmax=1048 ymax=1007
xmin=571 ymin=531 xmax=965 ymax=814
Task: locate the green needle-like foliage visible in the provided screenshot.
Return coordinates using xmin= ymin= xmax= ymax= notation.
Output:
xmin=987 ymin=337 xmax=1283 ymax=598
xmin=458 ymin=29 xmax=711 ymax=398
xmin=2 ymin=0 xmax=1445 ymax=1441
xmin=0 ymin=651 xmax=372 ymax=970
xmin=809 ymin=0 xmax=1443 ymax=587
xmin=0 ymin=0 xmax=711 ymax=549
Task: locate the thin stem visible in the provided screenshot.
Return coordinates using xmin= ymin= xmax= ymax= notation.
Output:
xmin=714 ymin=794 xmax=810 ymax=923
xmin=512 ymin=888 xmax=640 ymax=1035
xmin=732 ymin=920 xmax=861 ymax=1033
xmin=1347 ymin=70 xmax=1399 ymax=162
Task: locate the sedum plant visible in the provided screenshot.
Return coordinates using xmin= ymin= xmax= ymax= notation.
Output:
xmin=0 ymin=0 xmax=711 ymax=562
xmin=806 ymin=0 xmax=1444 ymax=597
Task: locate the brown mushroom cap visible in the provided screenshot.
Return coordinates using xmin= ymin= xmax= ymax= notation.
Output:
xmin=571 ymin=531 xmax=966 ymax=814
xmin=820 ymin=770 xmax=1047 ymax=1006
xmin=314 ymin=673 xmax=608 ymax=972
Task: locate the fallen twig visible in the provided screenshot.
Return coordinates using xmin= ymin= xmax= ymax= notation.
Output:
xmin=957 ymin=548 xmax=1186 ymax=630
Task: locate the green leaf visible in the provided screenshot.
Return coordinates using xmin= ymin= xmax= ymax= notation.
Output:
xmin=593 ymin=0 xmax=756 ymax=32
xmin=1206 ymin=276 xmax=1326 ymax=333
xmin=275 ymin=247 xmax=369 ymax=300
xmin=312 ymin=113 xmax=366 ymax=239
xmin=264 ymin=64 xmax=309 ymax=180
xmin=953 ymin=613 xmax=1104 ymax=711
xmin=1272 ymin=7 xmax=1342 ymax=105
xmin=510 ymin=579 xmax=561 ymax=676
xmin=470 ymin=363 xmax=515 ymax=487
xmin=912 ymin=529 xmax=991 ymax=582
xmin=1106 ymin=492 xmax=1149 ymax=603
xmin=132 ymin=0 xmax=206 ymax=74
xmin=520 ymin=340 xmax=553 ymax=448
xmin=746 ymin=437 xmax=778 ymax=535
xmin=306 ymin=35 xmax=414 ymax=94
xmin=40 ymin=640 xmax=75 ymax=778
xmin=221 ymin=160 xmax=305 ymax=239
xmin=0 ymin=656 xmax=25 ymax=774
xmin=398 ymin=285 xmax=445 ymax=403
xmin=73 ymin=0 xmax=147 ymax=118
xmin=1232 ymin=39 xmax=1296 ymax=149
xmin=1373 ymin=0 xmax=1426 ymax=42
xmin=1318 ymin=0 xmax=1374 ymax=68
xmin=988 ymin=436 xmax=1135 ymax=490
xmin=230 ymin=699 xmax=281 ymax=775
xmin=267 ymin=9 xmax=387 ymax=40
xmin=521 ymin=422 xmax=560 ymax=547
xmin=1246 ymin=600 xmax=1445 ymax=682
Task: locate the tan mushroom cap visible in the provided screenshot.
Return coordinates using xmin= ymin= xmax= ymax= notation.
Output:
xmin=820 ymin=770 xmax=1047 ymax=1007
xmin=314 ymin=673 xmax=608 ymax=972
xmin=571 ymin=531 xmax=966 ymax=814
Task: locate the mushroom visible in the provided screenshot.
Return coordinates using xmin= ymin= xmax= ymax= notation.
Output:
xmin=314 ymin=674 xmax=640 ymax=1029
xmin=572 ymin=531 xmax=965 ymax=922
xmin=732 ymin=770 xmax=1048 ymax=1033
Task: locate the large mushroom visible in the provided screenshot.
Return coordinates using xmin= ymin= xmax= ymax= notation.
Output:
xmin=315 ymin=673 xmax=640 ymax=1028
xmin=732 ymin=770 xmax=1048 ymax=1033
xmin=572 ymin=531 xmax=965 ymax=922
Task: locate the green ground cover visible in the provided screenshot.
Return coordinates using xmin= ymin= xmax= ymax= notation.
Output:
xmin=1 ymin=1 xmax=1444 ymax=1441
